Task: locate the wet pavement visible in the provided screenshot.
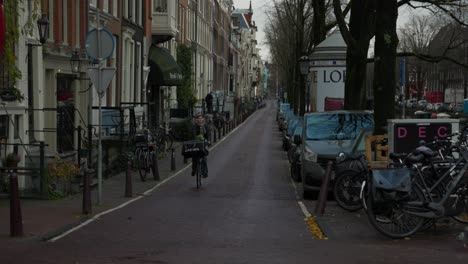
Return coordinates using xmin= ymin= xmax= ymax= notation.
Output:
xmin=1 ymin=100 xmax=467 ymax=263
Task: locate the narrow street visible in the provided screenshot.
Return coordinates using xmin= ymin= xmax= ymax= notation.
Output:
xmin=1 ymin=101 xmax=467 ymax=263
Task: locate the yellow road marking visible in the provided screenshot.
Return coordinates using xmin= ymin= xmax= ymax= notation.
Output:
xmin=304 ymin=216 xmax=328 ymax=240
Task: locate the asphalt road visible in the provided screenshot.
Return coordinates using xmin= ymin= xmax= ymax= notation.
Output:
xmin=2 ymin=100 xmax=467 ymax=263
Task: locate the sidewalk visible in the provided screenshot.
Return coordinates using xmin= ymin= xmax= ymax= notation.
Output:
xmin=0 ymin=143 xmax=188 ymax=243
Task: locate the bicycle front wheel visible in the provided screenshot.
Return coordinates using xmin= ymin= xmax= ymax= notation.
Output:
xmin=333 ymin=171 xmax=365 ymax=212
xmin=366 ymin=184 xmax=426 ymax=239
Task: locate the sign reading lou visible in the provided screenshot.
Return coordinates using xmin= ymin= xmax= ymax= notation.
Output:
xmin=388 ymin=119 xmax=459 ymax=154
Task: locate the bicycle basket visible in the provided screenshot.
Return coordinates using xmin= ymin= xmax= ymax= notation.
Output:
xmin=182 ymin=140 xmax=208 ymax=158
xmin=369 ymin=168 xmax=412 ymax=205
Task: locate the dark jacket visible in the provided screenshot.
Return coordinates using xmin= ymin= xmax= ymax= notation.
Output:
xmin=192 ymin=124 xmax=211 ymax=142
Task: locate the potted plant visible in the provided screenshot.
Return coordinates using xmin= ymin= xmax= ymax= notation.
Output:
xmin=3 ymin=153 xmax=21 ymax=168
xmin=47 ymin=156 xmax=80 ymax=197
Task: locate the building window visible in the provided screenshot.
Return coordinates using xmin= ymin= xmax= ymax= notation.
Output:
xmin=138 ymin=1 xmax=142 ymax=26
xmin=0 ymin=115 xmax=9 ymax=140
xmin=103 ymin=0 xmax=109 ymax=13
xmin=113 ymin=0 xmax=118 ymax=17
xmin=153 ymin=0 xmax=167 ymax=13
xmin=131 ymin=1 xmax=136 ymax=23
xmin=123 ymin=0 xmax=128 ymax=18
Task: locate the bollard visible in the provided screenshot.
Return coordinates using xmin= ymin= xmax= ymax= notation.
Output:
xmin=125 ymin=161 xmax=133 ymax=197
xmin=82 ymin=168 xmax=92 ymax=214
xmin=152 ymin=152 xmax=160 ymax=181
xmin=315 ymin=161 xmax=333 ymax=216
xmin=171 ymin=148 xmax=176 ymax=171
xmin=223 ymin=124 xmax=226 ymax=136
xmin=9 ymin=172 xmax=23 ymax=237
xmin=213 ymin=128 xmax=217 ymax=143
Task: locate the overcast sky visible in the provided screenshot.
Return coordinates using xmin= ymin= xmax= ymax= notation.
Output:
xmin=232 ymin=0 xmax=421 ymax=61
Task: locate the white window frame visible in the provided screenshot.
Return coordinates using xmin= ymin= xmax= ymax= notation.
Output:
xmin=131 ymin=1 xmax=136 ymax=23
xmin=113 ymin=0 xmax=118 ymax=17
xmin=138 ymin=1 xmax=143 ymax=26
xmin=103 ymin=0 xmax=109 ymax=13
xmin=123 ymin=0 xmax=129 ymax=18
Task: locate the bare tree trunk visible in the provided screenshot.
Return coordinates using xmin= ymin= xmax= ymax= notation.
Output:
xmin=373 ymin=0 xmax=398 ymax=135
xmin=334 ymin=0 xmax=375 ymax=110
xmin=312 ymin=0 xmax=326 ymax=45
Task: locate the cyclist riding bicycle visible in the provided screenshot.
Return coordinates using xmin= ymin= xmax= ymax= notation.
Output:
xmin=192 ymin=114 xmax=211 ymax=178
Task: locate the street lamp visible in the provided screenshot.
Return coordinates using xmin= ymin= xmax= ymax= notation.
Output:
xmin=70 ymin=50 xmax=82 ymax=75
xmin=299 ymin=55 xmax=310 ymax=112
xmin=37 ymin=14 xmax=50 ymax=45
xmin=28 ymin=14 xmax=49 ymax=143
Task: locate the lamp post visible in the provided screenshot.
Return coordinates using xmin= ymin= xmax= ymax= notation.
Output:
xmin=299 ymin=55 xmax=310 ymax=113
xmin=28 ymin=14 xmax=49 ymax=143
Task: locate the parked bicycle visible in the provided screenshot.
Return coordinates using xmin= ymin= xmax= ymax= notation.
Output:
xmin=151 ymin=124 xmax=174 ymax=153
xmin=361 ymin=133 xmax=468 ymax=239
xmin=134 ymin=132 xmax=156 ymax=181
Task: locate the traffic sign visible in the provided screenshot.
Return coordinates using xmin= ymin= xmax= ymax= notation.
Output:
xmin=88 ymin=67 xmax=116 ymax=97
xmin=85 ymin=28 xmax=115 ymax=61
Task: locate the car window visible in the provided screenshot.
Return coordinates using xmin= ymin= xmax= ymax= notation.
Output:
xmin=305 ymin=113 xmax=374 ymax=140
xmin=287 ymin=118 xmax=301 ymax=135
xmin=293 ymin=125 xmax=303 ymax=136
xmin=351 ymin=129 xmax=373 ymax=153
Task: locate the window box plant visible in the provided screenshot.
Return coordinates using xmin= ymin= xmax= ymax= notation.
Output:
xmin=47 ymin=156 xmax=80 ymax=198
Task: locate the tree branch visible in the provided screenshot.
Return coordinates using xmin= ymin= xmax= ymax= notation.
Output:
xmin=333 ymin=0 xmax=357 ymax=49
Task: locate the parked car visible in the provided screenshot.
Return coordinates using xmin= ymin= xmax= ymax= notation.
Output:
xmin=276 ymin=103 xmax=290 ymax=121
xmin=425 ymin=103 xmax=434 ymax=111
xmin=279 ymin=110 xmax=295 ymax=131
xmin=433 ymin=102 xmax=443 ymax=112
xmin=289 ymin=124 xmax=304 ymax=182
xmin=406 ymin=99 xmax=417 ymax=109
xmin=283 ymin=116 xmax=302 ymax=151
xmin=417 ymin=100 xmax=427 ymax=110
xmin=454 ymin=104 xmax=464 ymax=113
xmin=297 ymin=111 xmax=374 ymax=198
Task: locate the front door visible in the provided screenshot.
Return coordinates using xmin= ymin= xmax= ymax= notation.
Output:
xmin=56 ymin=74 xmax=75 ymax=153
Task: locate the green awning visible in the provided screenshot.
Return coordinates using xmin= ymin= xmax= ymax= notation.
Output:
xmin=148 ymin=46 xmax=183 ymax=86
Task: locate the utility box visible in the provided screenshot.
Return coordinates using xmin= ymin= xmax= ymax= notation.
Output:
xmin=388 ymin=119 xmax=459 ymax=154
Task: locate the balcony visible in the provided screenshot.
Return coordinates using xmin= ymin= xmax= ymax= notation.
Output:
xmin=151 ymin=0 xmax=178 ymax=44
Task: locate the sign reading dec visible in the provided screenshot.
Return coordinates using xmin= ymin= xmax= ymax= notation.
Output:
xmin=393 ymin=122 xmax=451 ymax=153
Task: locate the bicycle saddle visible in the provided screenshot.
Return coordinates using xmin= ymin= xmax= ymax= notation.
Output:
xmin=413 ymin=146 xmax=438 ymax=157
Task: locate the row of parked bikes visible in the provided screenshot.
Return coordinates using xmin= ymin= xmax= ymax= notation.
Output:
xmin=277 ymin=109 xmax=467 ymax=239
xmin=131 ymin=125 xmax=175 ymax=181
xmin=334 ymin=133 xmax=468 ymax=239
